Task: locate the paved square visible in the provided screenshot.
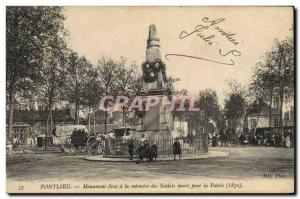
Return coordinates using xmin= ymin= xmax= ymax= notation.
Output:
xmin=7 ymin=147 xmax=294 ymax=182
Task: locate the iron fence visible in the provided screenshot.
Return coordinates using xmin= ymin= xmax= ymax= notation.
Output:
xmin=104 ymin=136 xmax=205 ymax=158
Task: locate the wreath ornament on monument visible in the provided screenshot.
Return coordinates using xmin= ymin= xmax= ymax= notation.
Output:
xmin=142 ymin=59 xmax=167 ymax=83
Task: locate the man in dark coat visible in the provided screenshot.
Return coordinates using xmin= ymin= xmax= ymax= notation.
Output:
xmin=128 ymin=140 xmax=134 ymax=160
xmin=151 ymin=141 xmax=158 ymax=162
xmin=144 ymin=140 xmax=150 ymax=162
xmin=147 ymin=145 xmax=154 ymax=163
xmin=239 ymin=134 xmax=246 ymax=147
xmin=146 ymin=141 xmax=158 ymax=163
xmin=137 ymin=142 xmax=145 ymax=163
xmin=173 ymin=138 xmax=182 ymax=160
xmin=212 ymin=135 xmax=217 ymax=147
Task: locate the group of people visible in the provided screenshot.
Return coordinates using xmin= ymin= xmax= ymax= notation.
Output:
xmin=240 ymin=133 xmax=292 ymax=148
xmin=212 ymin=129 xmax=234 ymax=147
xmin=128 ymin=139 xmax=158 ymax=164
xmin=211 ymin=130 xmax=232 ymax=147
xmin=127 ymin=136 xmax=183 ymax=163
xmin=211 ymin=129 xmax=293 ymax=148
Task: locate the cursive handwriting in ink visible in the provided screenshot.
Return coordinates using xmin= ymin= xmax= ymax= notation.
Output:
xmin=219 ymin=49 xmax=241 ymax=57
xmin=201 ymin=17 xmax=226 ymax=26
xmin=167 ymin=17 xmax=242 ymax=65
xmin=179 ymin=24 xmax=215 ymax=45
xmin=179 ymin=25 xmax=210 ymax=39
xmin=214 ymin=26 xmax=239 ymax=45
xmin=165 ymin=53 xmax=235 ymax=66
xmin=201 ymin=17 xmax=239 ymax=45
xmin=196 ymin=33 xmax=215 ymax=45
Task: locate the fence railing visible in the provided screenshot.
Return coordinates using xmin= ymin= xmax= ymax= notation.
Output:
xmin=104 ymin=137 xmax=205 ymax=158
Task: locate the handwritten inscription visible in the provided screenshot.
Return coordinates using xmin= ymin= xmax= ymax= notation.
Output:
xmin=165 ymin=17 xmax=242 ymax=65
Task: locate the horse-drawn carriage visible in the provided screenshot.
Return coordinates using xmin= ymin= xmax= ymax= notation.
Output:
xmin=56 ymin=125 xmax=134 ymax=155
xmin=54 ymin=125 xmax=105 ymax=155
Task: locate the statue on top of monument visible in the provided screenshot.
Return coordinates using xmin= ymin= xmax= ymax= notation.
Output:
xmin=142 ymin=24 xmax=167 ymax=92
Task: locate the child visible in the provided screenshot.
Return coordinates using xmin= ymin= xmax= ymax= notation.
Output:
xmin=151 ymin=141 xmax=158 ymax=162
xmin=137 ymin=142 xmax=145 ymax=163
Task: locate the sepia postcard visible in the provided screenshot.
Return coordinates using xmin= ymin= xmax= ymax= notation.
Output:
xmin=6 ymin=6 xmax=295 ymax=194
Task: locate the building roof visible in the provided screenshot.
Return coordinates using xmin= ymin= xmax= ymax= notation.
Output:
xmin=245 ymin=98 xmax=280 ymax=116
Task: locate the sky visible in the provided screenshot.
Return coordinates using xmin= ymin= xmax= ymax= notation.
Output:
xmin=63 ymin=6 xmax=293 ymax=106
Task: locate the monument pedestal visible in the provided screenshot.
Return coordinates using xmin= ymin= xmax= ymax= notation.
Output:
xmin=135 ymin=93 xmax=173 ymax=139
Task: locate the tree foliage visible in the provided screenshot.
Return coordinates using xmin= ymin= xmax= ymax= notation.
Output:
xmin=224 ymin=94 xmax=245 ymax=121
xmin=63 ymin=51 xmax=94 ymax=124
xmin=250 ymin=38 xmax=294 ymax=133
xmin=165 ymin=76 xmax=180 ymax=94
xmin=6 ymin=6 xmax=66 ymax=138
xmin=7 ymin=6 xmax=66 ymax=95
xmin=199 ymin=89 xmax=221 ymax=123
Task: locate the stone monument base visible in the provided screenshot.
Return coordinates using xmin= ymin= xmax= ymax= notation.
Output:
xmin=135 ymin=93 xmax=173 ymax=139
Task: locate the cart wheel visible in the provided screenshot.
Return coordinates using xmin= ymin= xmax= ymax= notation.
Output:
xmin=62 ymin=137 xmax=73 ymax=153
xmin=87 ymin=136 xmax=99 ymax=155
xmin=98 ymin=143 xmax=105 ymax=155
xmin=78 ymin=145 xmax=87 ymax=153
xmin=70 ymin=146 xmax=77 ymax=153
xmin=64 ymin=144 xmax=74 ymax=153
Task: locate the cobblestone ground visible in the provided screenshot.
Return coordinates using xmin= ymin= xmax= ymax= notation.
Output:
xmin=6 ymin=146 xmax=294 ymax=181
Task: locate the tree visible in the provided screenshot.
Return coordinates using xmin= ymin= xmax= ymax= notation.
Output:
xmin=199 ymin=89 xmax=221 ymax=151
xmin=37 ymin=43 xmax=68 ymax=150
xmin=251 ymin=38 xmax=294 ymax=135
xmin=172 ymin=89 xmax=188 ymax=124
xmin=224 ymin=93 xmax=246 ymax=134
xmin=81 ymin=68 xmax=102 ymax=132
xmin=226 ymin=79 xmax=249 ymax=99
xmin=6 ymin=6 xmax=66 ymax=139
xmin=125 ymin=67 xmax=143 ymax=126
xmin=165 ymin=76 xmax=180 ymax=94
xmin=63 ymin=51 xmax=94 ymax=124
xmin=251 ymin=67 xmax=277 ymax=128
xmin=199 ymin=89 xmax=221 ymax=128
xmin=95 ymin=57 xmax=120 ymax=133
xmin=131 ymin=74 xmax=143 ymax=94
xmin=115 ymin=58 xmax=140 ymax=127
xmin=36 ymin=38 xmax=67 ymax=111
xmin=224 ymin=80 xmax=248 ymax=138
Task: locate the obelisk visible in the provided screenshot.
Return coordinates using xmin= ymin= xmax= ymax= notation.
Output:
xmin=137 ymin=24 xmax=173 ymax=137
xmin=142 ymin=24 xmax=167 ymax=93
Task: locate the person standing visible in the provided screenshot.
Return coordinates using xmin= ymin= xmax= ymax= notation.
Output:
xmin=137 ymin=142 xmax=145 ymax=163
xmin=147 ymin=145 xmax=154 ymax=163
xmin=212 ymin=135 xmax=217 ymax=147
xmin=151 ymin=140 xmax=158 ymax=162
xmin=144 ymin=140 xmax=150 ymax=162
xmin=128 ymin=139 xmax=135 ymax=160
xmin=173 ymin=138 xmax=182 ymax=160
xmin=239 ymin=134 xmax=246 ymax=147
xmin=286 ymin=136 xmax=291 ymax=148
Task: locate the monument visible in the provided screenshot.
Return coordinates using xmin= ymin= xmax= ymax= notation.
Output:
xmin=136 ymin=24 xmax=174 ymax=138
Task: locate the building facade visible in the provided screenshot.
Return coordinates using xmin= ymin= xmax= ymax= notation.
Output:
xmin=244 ymin=97 xmax=294 ymax=137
